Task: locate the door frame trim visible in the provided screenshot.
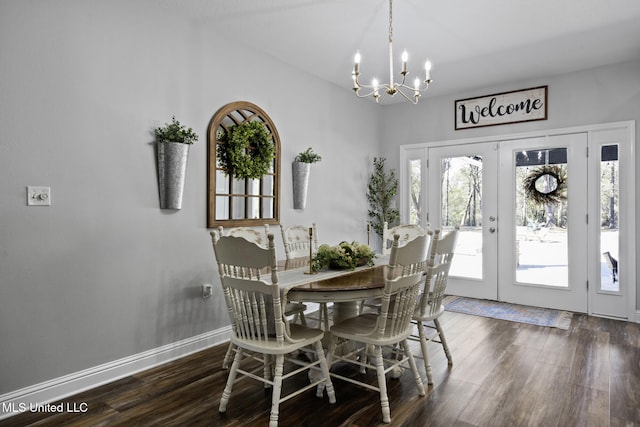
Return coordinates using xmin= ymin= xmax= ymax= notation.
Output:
xmin=399 ymin=120 xmax=636 ymax=321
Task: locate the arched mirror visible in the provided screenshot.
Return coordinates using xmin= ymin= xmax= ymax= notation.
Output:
xmin=207 ymin=101 xmax=281 ymax=228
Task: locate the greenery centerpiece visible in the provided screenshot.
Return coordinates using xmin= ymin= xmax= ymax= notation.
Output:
xmin=293 ymin=147 xmax=322 ymax=209
xmin=217 ymin=120 xmax=275 ymax=179
xmin=154 ymin=116 xmax=198 ymax=209
xmin=311 ymin=241 xmax=376 ymax=272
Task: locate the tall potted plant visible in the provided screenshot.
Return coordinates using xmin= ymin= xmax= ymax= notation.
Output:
xmin=367 ymin=157 xmax=399 ymax=237
xmin=292 ymin=147 xmax=321 ymax=209
xmin=154 ymin=116 xmax=198 ymax=209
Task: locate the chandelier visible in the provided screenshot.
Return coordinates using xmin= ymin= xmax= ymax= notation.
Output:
xmin=351 ymin=0 xmax=432 ymax=104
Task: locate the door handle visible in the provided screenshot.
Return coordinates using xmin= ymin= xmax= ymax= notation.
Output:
xmin=489 ymin=227 xmax=496 ymax=233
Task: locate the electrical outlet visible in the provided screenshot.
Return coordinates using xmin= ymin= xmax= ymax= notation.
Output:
xmin=27 ymin=186 xmax=51 ymax=206
xmin=202 ymin=284 xmax=213 ymax=299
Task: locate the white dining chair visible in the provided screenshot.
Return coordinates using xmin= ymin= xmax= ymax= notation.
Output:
xmin=216 ymin=224 xmax=271 ymax=248
xmin=326 ymin=233 xmax=428 ymax=424
xmin=212 ymin=226 xmax=308 ymax=369
xmin=409 ymin=227 xmax=459 ymax=384
xmin=280 ymin=223 xmax=330 ymax=330
xmin=362 ymin=222 xmax=430 ymax=314
xmin=213 ymin=233 xmax=336 ymax=427
xmin=279 ymin=223 xmax=318 ymax=258
xmin=381 ymin=221 xmax=428 ymax=255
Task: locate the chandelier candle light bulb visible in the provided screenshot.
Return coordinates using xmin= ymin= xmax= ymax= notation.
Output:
xmin=401 ymin=50 xmax=408 ymax=74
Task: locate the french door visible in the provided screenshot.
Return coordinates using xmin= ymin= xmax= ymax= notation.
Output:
xmin=402 ymin=122 xmax=635 ymax=318
xmin=496 ymin=134 xmax=588 ymax=313
xmin=426 ymin=142 xmax=499 ymax=300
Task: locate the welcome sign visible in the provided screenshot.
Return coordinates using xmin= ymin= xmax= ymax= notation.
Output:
xmin=455 ymin=86 xmax=547 ymax=130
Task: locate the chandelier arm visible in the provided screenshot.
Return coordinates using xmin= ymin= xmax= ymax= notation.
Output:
xmin=397 ymin=71 xmax=408 ymax=88
xmin=355 ymin=89 xmax=376 ymax=98
xmin=395 ymin=87 xmax=419 ymax=104
xmin=398 ymin=82 xmax=428 ymax=92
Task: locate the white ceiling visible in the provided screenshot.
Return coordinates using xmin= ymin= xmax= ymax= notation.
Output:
xmin=163 ymin=0 xmax=640 ymax=102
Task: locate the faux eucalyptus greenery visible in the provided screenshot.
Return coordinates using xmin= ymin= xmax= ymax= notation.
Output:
xmin=154 ymin=116 xmax=198 ymax=144
xmin=295 ymin=147 xmax=322 ymax=163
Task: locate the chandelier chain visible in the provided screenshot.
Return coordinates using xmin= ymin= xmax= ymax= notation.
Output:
xmin=388 ymin=0 xmax=393 ymax=43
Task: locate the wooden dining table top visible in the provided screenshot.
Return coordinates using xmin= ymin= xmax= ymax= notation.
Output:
xmin=289 ymin=266 xmax=385 ymax=292
xmin=279 ymin=256 xmax=388 ymax=303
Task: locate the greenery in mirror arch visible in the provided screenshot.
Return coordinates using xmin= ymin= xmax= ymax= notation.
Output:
xmin=367 ymin=157 xmax=399 ymax=237
xmin=217 ymin=121 xmax=275 ymax=179
xmin=154 ymin=116 xmax=199 ymax=144
xmin=295 ymin=147 xmax=322 ymax=163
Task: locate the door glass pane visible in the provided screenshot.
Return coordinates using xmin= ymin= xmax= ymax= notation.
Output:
xmin=410 ymin=159 xmax=421 ymax=224
xmin=441 ymin=156 xmax=483 ymax=279
xmin=514 ymin=148 xmax=568 ymax=286
xmin=600 ymin=144 xmax=619 ymax=292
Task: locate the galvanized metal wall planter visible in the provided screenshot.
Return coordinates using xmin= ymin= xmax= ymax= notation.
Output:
xmin=292 ymin=161 xmax=310 ymax=209
xmin=157 ymin=142 xmax=190 ymax=209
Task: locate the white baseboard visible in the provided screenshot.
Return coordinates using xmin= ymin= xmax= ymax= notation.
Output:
xmin=0 ymin=326 xmax=231 ymax=420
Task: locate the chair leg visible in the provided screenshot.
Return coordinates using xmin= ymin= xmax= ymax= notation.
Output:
xmin=402 ymin=339 xmax=425 ymax=396
xmin=263 ymin=354 xmax=273 ymax=389
xmin=373 ymin=345 xmax=391 ymax=423
xmin=314 ymin=341 xmax=336 ymax=403
xmin=269 ymin=354 xmax=285 ymax=427
xmin=416 ymin=321 xmax=433 ymax=384
xmin=222 ymin=342 xmax=235 ymax=369
xmin=434 ymin=318 xmax=452 ymax=365
xmin=219 ymin=347 xmax=243 ymax=413
xmin=359 ymin=344 xmax=370 ymax=374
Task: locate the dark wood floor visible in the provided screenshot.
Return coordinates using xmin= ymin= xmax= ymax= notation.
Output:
xmin=2 ymin=311 xmax=639 ymax=427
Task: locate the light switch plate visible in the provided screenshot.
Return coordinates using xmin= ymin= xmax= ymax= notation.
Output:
xmin=27 ymin=186 xmax=51 ymax=206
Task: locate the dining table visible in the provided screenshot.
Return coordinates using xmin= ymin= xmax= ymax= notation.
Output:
xmin=277 ymin=255 xmax=389 ymax=324
xmin=276 ymin=254 xmax=405 ymax=381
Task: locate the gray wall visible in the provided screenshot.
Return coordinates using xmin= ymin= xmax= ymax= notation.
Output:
xmin=0 ymin=0 xmax=380 ymax=394
xmin=378 ymin=59 xmax=640 ymax=311
xmin=1 ymin=0 xmax=638 ymax=397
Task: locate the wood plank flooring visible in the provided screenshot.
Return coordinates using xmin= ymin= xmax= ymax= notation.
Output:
xmin=2 ymin=311 xmax=639 ymax=427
